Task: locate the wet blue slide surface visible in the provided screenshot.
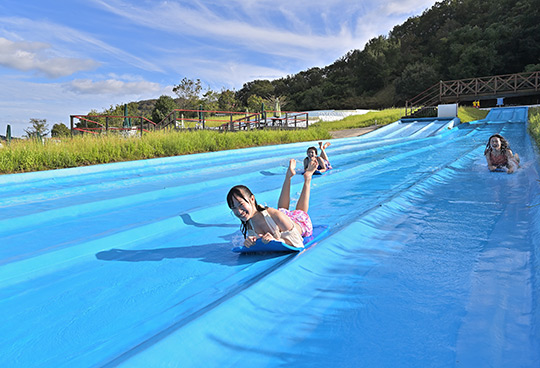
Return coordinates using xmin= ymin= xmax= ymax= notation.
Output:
xmin=1 ymin=107 xmax=539 ymax=367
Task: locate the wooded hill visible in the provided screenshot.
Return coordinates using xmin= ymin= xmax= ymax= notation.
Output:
xmin=238 ymin=0 xmax=540 ymax=111
xmin=97 ymin=0 xmax=540 ymax=119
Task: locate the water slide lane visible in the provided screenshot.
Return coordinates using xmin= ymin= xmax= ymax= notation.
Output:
xmin=0 ymin=108 xmax=538 ymax=367
xmin=114 ymin=120 xmax=540 ymax=367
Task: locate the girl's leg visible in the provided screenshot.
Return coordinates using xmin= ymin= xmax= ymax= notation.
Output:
xmin=296 ymin=158 xmax=316 ymax=213
xmin=277 ymin=159 xmax=296 ymax=209
xmin=318 ymin=141 xmax=331 ymax=162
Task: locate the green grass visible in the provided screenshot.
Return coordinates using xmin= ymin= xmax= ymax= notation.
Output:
xmin=0 ymin=128 xmax=331 ymax=174
xmin=528 ymin=106 xmax=540 ymax=146
xmin=458 ymin=106 xmax=488 ymax=123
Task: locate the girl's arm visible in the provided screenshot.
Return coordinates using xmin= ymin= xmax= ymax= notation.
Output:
xmin=266 ymin=208 xmax=303 ymax=247
xmin=316 ymin=157 xmax=327 ymax=172
xmin=243 ymin=222 xmax=258 ymax=247
xmin=506 ymin=149 xmax=518 ymax=173
xmin=244 ymin=235 xmax=258 ymax=247
xmin=303 ymin=157 xmax=309 ymax=170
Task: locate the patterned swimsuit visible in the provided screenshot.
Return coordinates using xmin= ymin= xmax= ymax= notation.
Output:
xmin=278 ymin=208 xmax=313 ymax=237
xmin=247 ymin=209 xmax=313 ymax=248
xmin=489 ymin=151 xmax=508 ymax=167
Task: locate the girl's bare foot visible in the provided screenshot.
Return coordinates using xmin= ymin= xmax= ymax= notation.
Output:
xmin=319 ymin=141 xmax=331 ymax=150
xmin=286 ymin=159 xmax=297 ymax=177
xmin=304 ymin=157 xmax=317 ymax=177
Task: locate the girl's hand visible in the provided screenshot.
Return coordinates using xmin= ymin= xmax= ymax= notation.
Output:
xmin=259 ymin=232 xmax=276 ymax=244
xmin=244 ymin=236 xmax=258 ymax=248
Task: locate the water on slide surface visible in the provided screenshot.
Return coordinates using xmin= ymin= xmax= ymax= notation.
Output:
xmin=0 ymin=107 xmax=539 ymax=367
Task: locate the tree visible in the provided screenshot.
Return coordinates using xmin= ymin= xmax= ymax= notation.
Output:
xmin=395 ymin=61 xmax=439 ymax=102
xmin=24 ymin=118 xmax=49 ymax=138
xmin=236 ymin=80 xmax=274 ymax=106
xmin=247 ymin=94 xmax=265 ymax=113
xmin=51 ymin=123 xmax=70 ymax=137
xmin=218 ymin=89 xmax=237 ymax=111
xmin=151 ymin=95 xmax=178 ymax=123
xmin=172 ymin=78 xmax=203 ymax=109
xmin=202 ymin=89 xmax=219 ymax=111
xmin=524 ymin=63 xmax=540 ymax=72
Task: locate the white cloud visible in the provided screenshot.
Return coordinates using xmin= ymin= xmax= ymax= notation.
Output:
xmin=0 ymin=17 xmax=164 ymax=73
xmin=66 ymin=79 xmax=163 ymax=95
xmin=0 ymin=37 xmax=100 ymax=78
xmin=88 ymin=0 xmax=438 ymax=78
xmin=91 ymin=0 xmax=356 ymax=61
xmin=380 ymin=0 xmax=436 ymax=16
xmin=189 ymin=59 xmax=291 ymax=89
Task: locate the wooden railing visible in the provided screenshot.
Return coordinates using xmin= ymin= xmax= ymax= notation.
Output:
xmin=156 ymin=109 xmax=309 ymax=131
xmin=70 ymin=109 xmax=309 ymax=135
xmin=405 ymin=71 xmax=540 ymax=117
xmin=70 ymin=115 xmax=157 ymax=136
xmin=405 ymin=84 xmax=441 ymax=117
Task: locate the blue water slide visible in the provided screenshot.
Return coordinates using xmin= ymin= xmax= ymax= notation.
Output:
xmin=477 ymin=106 xmax=529 ymax=123
xmin=0 ymin=107 xmax=539 ymax=367
xmin=363 ymin=117 xmax=459 ymax=139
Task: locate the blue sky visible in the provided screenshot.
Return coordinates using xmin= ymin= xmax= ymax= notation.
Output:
xmin=0 ymin=0 xmax=437 ymax=137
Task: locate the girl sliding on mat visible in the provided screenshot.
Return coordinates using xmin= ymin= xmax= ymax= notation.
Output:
xmin=227 ymin=158 xmax=317 ymax=248
xmin=484 ymin=134 xmax=520 ymax=174
xmin=304 ymin=141 xmax=332 ymax=173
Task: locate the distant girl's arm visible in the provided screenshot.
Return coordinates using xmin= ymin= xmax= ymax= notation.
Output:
xmin=303 ymin=157 xmax=309 ymax=170
xmin=316 ymin=157 xmax=328 ymax=172
xmin=506 ymin=149 xmax=518 ymax=173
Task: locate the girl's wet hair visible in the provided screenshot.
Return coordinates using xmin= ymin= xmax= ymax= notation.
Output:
xmin=484 ymin=134 xmax=510 ymax=155
xmin=226 ymin=185 xmax=266 ymax=238
xmin=307 ymin=146 xmax=318 ymax=155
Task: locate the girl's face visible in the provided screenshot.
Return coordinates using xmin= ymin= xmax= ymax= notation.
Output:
xmin=490 ymin=137 xmax=501 ymax=150
xmin=307 ymin=149 xmax=317 ymax=158
xmin=230 ymin=194 xmax=255 ymax=221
